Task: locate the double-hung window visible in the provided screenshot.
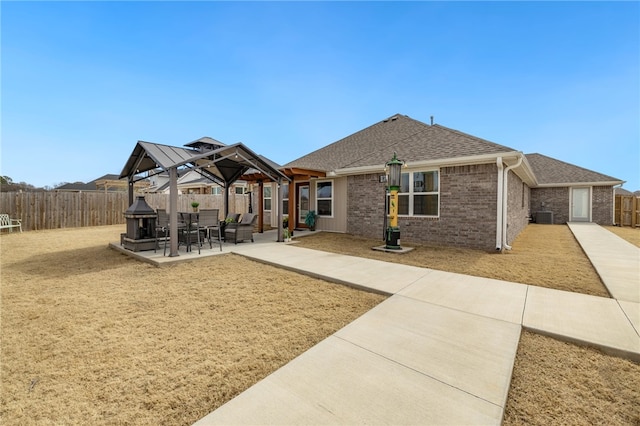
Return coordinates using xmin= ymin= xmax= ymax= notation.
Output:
xmin=282 ymin=183 xmax=289 ymax=217
xmin=396 ymin=170 xmax=439 ymax=216
xmin=316 ymin=181 xmax=333 ymax=216
xmin=263 ymin=186 xmax=272 ymax=211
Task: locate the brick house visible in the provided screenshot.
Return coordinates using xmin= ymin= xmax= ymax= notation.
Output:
xmin=526 ymin=153 xmax=621 ymax=226
xmin=275 ymin=114 xmax=623 ymax=251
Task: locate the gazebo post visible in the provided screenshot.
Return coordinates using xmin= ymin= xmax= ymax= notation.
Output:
xmin=224 ymin=181 xmax=230 ymax=218
xmin=258 ymin=180 xmax=264 ymax=233
xmin=169 ymin=167 xmax=179 ymax=257
xmin=128 ymin=179 xmax=134 ymax=207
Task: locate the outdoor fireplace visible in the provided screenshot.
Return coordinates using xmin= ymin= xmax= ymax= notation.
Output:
xmin=123 ymin=196 xmax=157 ymax=252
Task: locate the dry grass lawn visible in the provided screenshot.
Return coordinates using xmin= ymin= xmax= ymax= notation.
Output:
xmin=0 ymin=226 xmax=384 ymax=425
xmin=294 ymin=224 xmax=609 ymax=296
xmin=504 ymin=330 xmax=640 ymax=425
xmin=604 ymin=225 xmax=640 ymax=248
xmin=1 ymin=223 xmax=638 ymax=425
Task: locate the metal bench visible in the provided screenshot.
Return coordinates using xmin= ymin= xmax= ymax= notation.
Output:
xmin=0 ymin=214 xmax=22 ymax=233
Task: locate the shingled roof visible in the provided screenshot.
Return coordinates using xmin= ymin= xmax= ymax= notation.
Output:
xmin=525 ymin=153 xmax=622 ymax=185
xmin=283 ymin=114 xmax=518 ymax=172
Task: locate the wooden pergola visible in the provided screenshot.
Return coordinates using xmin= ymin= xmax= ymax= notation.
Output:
xmin=120 ymin=140 xmax=290 ymax=256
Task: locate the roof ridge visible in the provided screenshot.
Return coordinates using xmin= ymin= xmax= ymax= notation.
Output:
xmin=338 ymin=115 xmax=431 ymax=168
xmin=431 ymin=124 xmax=517 ymax=152
xmin=282 ymin=113 xmax=427 ymax=168
xmin=341 ymin=124 xmax=433 ymax=168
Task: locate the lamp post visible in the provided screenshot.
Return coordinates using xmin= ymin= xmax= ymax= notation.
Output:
xmin=385 ymin=152 xmax=403 ymax=250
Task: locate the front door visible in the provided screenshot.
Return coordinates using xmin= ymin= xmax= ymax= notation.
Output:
xmin=570 ymin=187 xmax=591 ymax=222
xmin=297 ymin=183 xmax=309 ymax=228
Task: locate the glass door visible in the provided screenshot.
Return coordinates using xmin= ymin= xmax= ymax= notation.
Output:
xmin=297 ymin=184 xmax=309 ymax=227
xmin=571 ymin=187 xmax=590 ymax=222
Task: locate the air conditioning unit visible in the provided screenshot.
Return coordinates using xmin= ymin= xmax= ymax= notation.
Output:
xmin=536 ymin=211 xmax=554 ymax=224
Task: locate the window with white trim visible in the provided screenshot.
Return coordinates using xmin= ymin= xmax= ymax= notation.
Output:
xmin=282 ymin=183 xmax=289 ymax=217
xmin=316 ymin=180 xmax=333 ymax=216
xmin=211 ymin=186 xmax=223 ymax=195
xmin=263 ymin=186 xmax=272 ymax=211
xmin=397 ymin=170 xmax=439 ymax=216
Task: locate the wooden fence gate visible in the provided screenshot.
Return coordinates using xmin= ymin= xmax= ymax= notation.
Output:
xmin=614 ymin=195 xmax=640 ymax=227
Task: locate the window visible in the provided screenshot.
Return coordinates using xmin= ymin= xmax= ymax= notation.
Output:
xmin=264 ymin=186 xmax=272 ymax=211
xmin=282 ymin=183 xmax=289 ymax=216
xmin=235 ymin=186 xmax=247 ymax=195
xmin=394 ymin=170 xmax=439 ymax=217
xmin=316 ymin=181 xmax=333 ymax=216
xmin=211 ymin=186 xmax=223 ymax=195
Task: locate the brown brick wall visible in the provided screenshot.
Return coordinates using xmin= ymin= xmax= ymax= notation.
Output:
xmin=530 ymin=186 xmax=614 ymax=224
xmin=347 ymin=163 xmax=502 ymax=250
xmin=592 ymin=186 xmax=614 ymax=225
xmin=506 ymin=171 xmax=531 ymax=244
xmin=530 ymin=187 xmax=569 ymax=224
xmin=347 ymin=173 xmax=388 ymax=240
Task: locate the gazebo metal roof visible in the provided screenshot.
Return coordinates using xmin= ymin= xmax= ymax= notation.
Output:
xmin=120 ymin=141 xmax=288 ymax=186
xmin=120 ymin=139 xmax=290 ymax=257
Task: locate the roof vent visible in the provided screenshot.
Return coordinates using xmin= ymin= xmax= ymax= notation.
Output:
xmin=430 ymin=116 xmax=434 ymax=125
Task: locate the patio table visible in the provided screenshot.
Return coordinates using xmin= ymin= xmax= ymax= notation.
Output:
xmin=179 ymin=212 xmax=201 ymax=254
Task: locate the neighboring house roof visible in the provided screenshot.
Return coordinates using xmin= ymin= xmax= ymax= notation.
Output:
xmin=615 ymin=187 xmax=633 ymax=196
xmin=525 ymin=153 xmax=623 ymax=186
xmin=57 ymin=174 xmax=134 ymax=191
xmin=177 ymin=170 xmax=215 ymax=186
xmin=57 ymin=181 xmax=98 ymax=191
xmin=94 ymin=174 xmax=121 ymax=181
xmin=284 ymin=114 xmax=518 ymax=172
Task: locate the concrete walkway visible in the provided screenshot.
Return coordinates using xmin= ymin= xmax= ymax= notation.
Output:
xmin=189 ymin=224 xmax=640 ymax=425
xmin=568 ymin=222 xmax=640 ymax=303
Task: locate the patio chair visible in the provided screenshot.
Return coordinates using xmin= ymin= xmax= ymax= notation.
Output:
xmin=219 ymin=212 xmax=240 ymax=239
xmin=198 ymin=209 xmax=222 ymax=251
xmin=155 ymin=209 xmax=170 ymax=254
xmin=224 ymin=213 xmax=257 ymax=244
xmin=178 ymin=212 xmax=201 ymax=254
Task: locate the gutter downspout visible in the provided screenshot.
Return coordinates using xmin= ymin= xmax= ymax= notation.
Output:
xmin=501 ymin=156 xmax=523 ymax=251
xmin=496 ymin=157 xmax=504 ymax=251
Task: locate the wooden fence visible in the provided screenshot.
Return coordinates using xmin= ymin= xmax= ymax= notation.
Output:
xmin=614 ymin=195 xmax=640 ymax=227
xmin=0 ymin=191 xmax=252 ymax=232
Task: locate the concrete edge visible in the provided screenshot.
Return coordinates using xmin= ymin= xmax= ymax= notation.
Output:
xmin=109 ymin=242 xmax=162 ymax=267
xmin=522 ymin=326 xmax=640 ymax=363
xmin=566 ymin=223 xmax=615 ymax=299
xmin=234 ymin=252 xmax=393 ymax=297
xmin=617 ymin=300 xmax=640 ymax=337
xmin=499 ymin=326 xmax=523 ymax=424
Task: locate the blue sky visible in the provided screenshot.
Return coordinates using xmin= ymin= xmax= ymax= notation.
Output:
xmin=2 ymin=1 xmax=639 ymax=190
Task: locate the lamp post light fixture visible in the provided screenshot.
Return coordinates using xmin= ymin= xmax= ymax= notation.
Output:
xmin=385 ymin=152 xmax=404 ymax=250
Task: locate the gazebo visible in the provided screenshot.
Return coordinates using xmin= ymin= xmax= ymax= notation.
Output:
xmin=120 ymin=139 xmax=290 ymax=256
